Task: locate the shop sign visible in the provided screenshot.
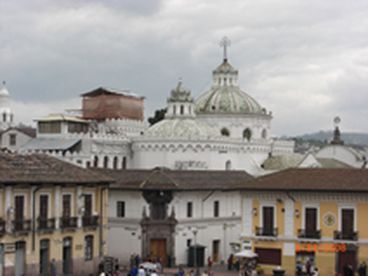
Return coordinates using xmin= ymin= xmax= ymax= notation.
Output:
xmin=296 ymin=243 xmax=346 ymax=253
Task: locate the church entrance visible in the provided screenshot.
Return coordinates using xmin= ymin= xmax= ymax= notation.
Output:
xmin=212 ymin=240 xmax=220 ymax=263
xmin=150 ymin=239 xmax=167 ymax=264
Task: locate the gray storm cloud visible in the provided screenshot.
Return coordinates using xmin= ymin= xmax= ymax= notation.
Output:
xmin=1 ymin=0 xmax=368 ymax=135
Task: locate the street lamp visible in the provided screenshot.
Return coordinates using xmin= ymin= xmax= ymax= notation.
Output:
xmin=192 ymin=228 xmax=198 ymax=276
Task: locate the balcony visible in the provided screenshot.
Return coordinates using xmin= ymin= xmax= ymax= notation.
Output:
xmin=12 ymin=219 xmax=32 ymax=233
xmin=60 ymin=217 xmax=78 ymax=229
xmin=298 ymin=229 xmax=321 ymax=239
xmin=334 ymin=230 xmax=358 ymax=241
xmin=255 ymin=227 xmax=278 ymax=237
xmin=82 ymin=215 xmax=99 ymax=228
xmin=37 ymin=218 xmax=55 ymax=231
xmin=0 ymin=219 xmax=5 ymax=235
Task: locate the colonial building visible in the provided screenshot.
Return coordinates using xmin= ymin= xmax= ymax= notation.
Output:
xmin=99 ymin=168 xmax=253 ymax=266
xmin=0 ymin=153 xmax=111 ymax=276
xmin=239 ymin=168 xmax=368 ymax=275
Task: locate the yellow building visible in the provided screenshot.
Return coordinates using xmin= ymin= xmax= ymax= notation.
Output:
xmin=240 ymin=168 xmax=368 ymax=275
xmin=0 ymin=153 xmax=111 ymax=276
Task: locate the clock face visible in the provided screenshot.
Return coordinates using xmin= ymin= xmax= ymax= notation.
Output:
xmin=323 ymin=213 xmax=336 ymax=227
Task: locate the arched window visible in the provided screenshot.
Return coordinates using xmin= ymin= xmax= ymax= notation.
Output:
xmin=173 ymin=105 xmax=176 ymax=115
xmin=103 ymin=156 xmax=109 ymax=168
xmin=243 ymin=128 xmax=252 ymax=141
xmin=93 ymin=156 xmax=99 ymax=168
xmin=225 ymin=160 xmax=232 ymax=171
xmin=122 ymin=157 xmax=127 ymax=170
xmin=180 ymin=105 xmax=184 ymax=115
xmin=262 ymin=129 xmax=267 ymax=139
xmin=221 ymin=128 xmax=230 ymax=137
xmin=113 ymin=156 xmax=118 ymax=169
xmin=2 ymin=113 xmax=6 ymax=122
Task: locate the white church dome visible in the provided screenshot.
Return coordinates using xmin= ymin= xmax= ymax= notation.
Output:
xmin=195 ymin=60 xmax=266 ymax=115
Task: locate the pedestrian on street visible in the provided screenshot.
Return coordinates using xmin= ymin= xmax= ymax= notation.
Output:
xmin=359 ymin=262 xmax=367 ymax=276
xmin=50 ymin=258 xmax=57 ymax=276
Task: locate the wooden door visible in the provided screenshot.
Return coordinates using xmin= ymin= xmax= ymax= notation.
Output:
xmin=39 ymin=239 xmax=50 ymax=275
xmin=342 ymin=209 xmax=354 ymax=237
xmin=212 ymin=240 xmax=220 ymax=262
xmin=263 ymin=207 xmax=274 ymax=235
xmin=337 ymin=250 xmax=357 ymax=274
xmin=63 ymin=237 xmax=73 ymax=275
xmin=305 ymin=208 xmax=317 ymax=234
xmin=150 ymin=239 xmax=167 ymax=264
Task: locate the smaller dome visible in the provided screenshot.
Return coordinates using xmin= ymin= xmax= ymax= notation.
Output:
xmin=0 ymin=82 xmax=9 ymax=97
xmin=144 ymin=118 xmax=218 ymax=139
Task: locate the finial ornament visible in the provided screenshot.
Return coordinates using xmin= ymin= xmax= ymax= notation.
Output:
xmin=333 ymin=116 xmax=341 ymax=127
xmin=219 ymin=36 xmax=231 ymax=61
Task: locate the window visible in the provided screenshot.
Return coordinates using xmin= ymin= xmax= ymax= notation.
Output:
xmin=2 ymin=113 xmax=6 ymax=122
xmin=221 ymin=128 xmax=230 ymax=137
xmin=262 ymin=206 xmax=275 ymax=236
xmin=243 ymin=128 xmax=252 ymax=141
xmin=86 ymin=161 xmax=91 ymax=168
xmin=62 ymin=194 xmax=71 ymax=218
xmin=173 ymin=105 xmax=176 ymax=115
xmin=214 ymin=201 xmax=219 ymax=217
xmin=9 ymin=134 xmax=16 ymax=146
xmin=38 ymin=122 xmax=61 ymax=134
xmin=225 ymin=160 xmax=232 ymax=171
xmin=67 ymin=122 xmax=88 ymax=133
xmin=255 ymin=248 xmax=281 ymax=265
xmin=187 ymin=202 xmax=193 ymax=218
xmin=117 ymin=201 xmax=125 ymax=218
xmin=84 ymin=194 xmax=92 ymax=217
xmin=84 ymin=235 xmax=94 ymax=261
xmin=122 ymin=157 xmax=127 ymax=170
xmin=305 ymin=208 xmax=317 ymax=235
xmin=113 ymin=157 xmax=118 ymax=169
xmin=103 ymin=156 xmax=109 ymax=168
xmin=93 ymin=156 xmax=99 ymax=168
xmin=180 ymin=105 xmax=184 ymax=115
xmin=39 ymin=195 xmax=49 ymax=219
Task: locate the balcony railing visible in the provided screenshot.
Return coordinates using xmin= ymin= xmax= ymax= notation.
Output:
xmin=82 ymin=215 xmax=99 ymax=228
xmin=0 ymin=219 xmax=5 ymax=235
xmin=37 ymin=217 xmax=55 ymax=231
xmin=255 ymin=227 xmax=278 ymax=237
xmin=298 ymin=229 xmax=321 ymax=239
xmin=60 ymin=217 xmax=78 ymax=229
xmin=334 ymin=230 xmax=358 ymax=241
xmin=12 ymin=219 xmax=32 ymax=233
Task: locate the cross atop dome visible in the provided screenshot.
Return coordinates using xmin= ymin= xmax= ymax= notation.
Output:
xmin=219 ymin=36 xmax=231 ymax=62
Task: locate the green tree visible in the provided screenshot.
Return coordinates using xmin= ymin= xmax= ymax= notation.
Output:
xmin=148 ymin=108 xmax=167 ymax=126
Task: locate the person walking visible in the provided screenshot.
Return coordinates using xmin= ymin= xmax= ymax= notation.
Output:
xmin=359 ymin=262 xmax=367 ymax=276
xmin=50 ymin=259 xmax=57 ymax=276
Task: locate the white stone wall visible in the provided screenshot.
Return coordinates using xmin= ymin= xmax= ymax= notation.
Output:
xmin=107 ymin=190 xmax=243 ymax=266
xmin=316 ymin=145 xmax=363 ymax=168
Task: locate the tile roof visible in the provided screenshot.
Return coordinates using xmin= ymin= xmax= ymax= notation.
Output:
xmin=96 ymin=168 xmax=254 ymax=191
xmin=234 ymin=168 xmax=368 ymax=192
xmin=1 ymin=127 xmax=37 ymax=138
xmin=0 ymin=153 xmax=112 ymax=185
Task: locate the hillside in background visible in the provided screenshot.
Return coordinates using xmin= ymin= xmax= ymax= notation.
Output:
xmin=292 ymin=131 xmax=368 ymax=147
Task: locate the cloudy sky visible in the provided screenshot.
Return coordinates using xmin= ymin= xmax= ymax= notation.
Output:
xmin=1 ymin=0 xmax=368 ymax=136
